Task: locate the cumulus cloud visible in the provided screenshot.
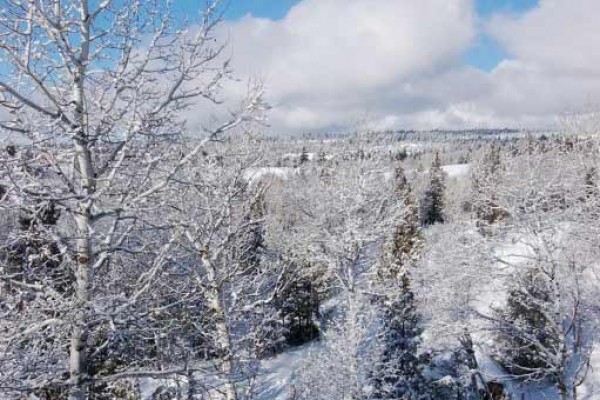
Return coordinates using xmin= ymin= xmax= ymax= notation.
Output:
xmin=488 ymin=0 xmax=600 ymax=74
xmin=185 ymin=0 xmax=600 ymax=133
xmin=480 ymin=0 xmax=600 ymax=124
xmin=230 ymin=0 xmax=474 ymax=95
xmin=428 ymin=0 xmax=600 ymax=130
xmin=209 ymin=0 xmax=476 ymax=133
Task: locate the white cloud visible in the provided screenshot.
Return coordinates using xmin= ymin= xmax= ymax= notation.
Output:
xmin=213 ymin=0 xmax=476 ymax=133
xmin=488 ymin=0 xmax=600 ymax=74
xmin=479 ymin=0 xmax=600 ymax=124
xmin=185 ymin=0 xmax=600 ymax=134
xmin=230 ymin=0 xmax=474 ymax=94
xmin=426 ymin=0 xmax=600 ymax=130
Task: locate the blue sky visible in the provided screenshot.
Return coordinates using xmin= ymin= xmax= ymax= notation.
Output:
xmin=1 ymin=0 xmax=596 ymax=132
xmin=173 ymin=0 xmax=302 ymax=23
xmin=176 ymin=0 xmax=539 ymax=72
xmin=468 ymin=0 xmax=540 ymax=70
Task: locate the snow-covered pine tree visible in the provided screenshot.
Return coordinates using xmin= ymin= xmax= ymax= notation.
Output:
xmin=582 ymin=166 xmax=600 ymax=212
xmin=277 ymin=276 xmax=320 ymax=347
xmin=317 ymin=149 xmax=327 ymax=165
xmin=371 ymin=272 xmax=426 ymax=400
xmin=471 ymin=144 xmax=508 ymax=230
xmin=372 ymin=166 xmax=427 ymax=399
xmin=584 ymin=166 xmax=598 ymax=199
xmin=492 ymin=265 xmax=560 ymax=378
xmin=243 ymin=189 xmax=267 ymax=270
xmin=421 ymin=152 xmax=446 ymax=225
xmin=378 ymin=165 xmax=422 ymax=282
xmin=300 ymin=147 xmax=310 ymax=164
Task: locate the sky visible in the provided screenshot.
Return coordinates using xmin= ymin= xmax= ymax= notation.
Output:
xmin=168 ymin=0 xmax=600 ymax=133
xmin=202 ymin=0 xmax=539 ymax=73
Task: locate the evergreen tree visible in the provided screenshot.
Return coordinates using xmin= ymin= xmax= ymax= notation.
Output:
xmin=372 ymin=273 xmax=426 ymax=400
xmin=372 ymin=168 xmax=427 ymax=399
xmin=277 ymin=277 xmax=320 ymax=347
xmin=492 ymin=266 xmax=559 ymax=378
xmin=317 ymin=149 xmax=327 ymax=165
xmin=378 ymin=166 xmax=423 ymax=282
xmin=582 ymin=166 xmax=600 ymax=219
xmin=243 ymin=190 xmax=266 ymax=269
xmin=419 ymin=348 xmax=480 ymax=400
xmin=584 ymin=166 xmax=599 ymax=201
xmin=300 ymin=146 xmax=310 ymax=164
xmin=472 ymin=144 xmax=508 ymax=228
xmin=420 ymin=152 xmax=446 ymax=225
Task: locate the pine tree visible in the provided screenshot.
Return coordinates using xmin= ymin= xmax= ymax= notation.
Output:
xmin=372 ymin=273 xmax=426 ymax=400
xmin=243 ymin=190 xmax=267 ymax=269
xmin=378 ymin=166 xmax=423 ymax=282
xmin=278 ymin=278 xmax=320 ymax=347
xmin=317 ymin=149 xmax=327 ymax=165
xmin=582 ymin=166 xmax=600 ymax=219
xmin=492 ymin=266 xmax=559 ymax=378
xmin=372 ymin=167 xmax=427 ymax=399
xmin=420 ymin=152 xmax=446 ymax=225
xmin=419 ymin=348 xmax=478 ymax=400
xmin=472 ymin=144 xmax=508 ymax=228
xmin=300 ymin=146 xmax=309 ymax=164
xmin=584 ymin=166 xmax=599 ymax=201
xmin=371 ymin=272 xmax=435 ymax=400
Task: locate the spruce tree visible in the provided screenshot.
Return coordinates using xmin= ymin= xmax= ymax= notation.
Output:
xmin=372 ymin=272 xmax=425 ymax=400
xmin=240 ymin=190 xmax=266 ymax=271
xmin=472 ymin=144 xmax=507 ymax=228
xmin=372 ymin=167 xmax=427 ymax=399
xmin=492 ymin=266 xmax=559 ymax=378
xmin=317 ymin=149 xmax=327 ymax=165
xmin=378 ymin=166 xmax=423 ymax=282
xmin=421 ymin=152 xmax=446 ymax=225
xmin=300 ymin=146 xmax=309 ymax=164
xmin=278 ymin=277 xmax=319 ymax=347
xmin=584 ymin=166 xmax=599 ymax=201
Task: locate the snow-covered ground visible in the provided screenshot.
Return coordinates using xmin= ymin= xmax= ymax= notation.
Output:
xmin=253 ymin=342 xmax=321 ymax=400
xmin=243 ymin=167 xmax=298 ymax=184
xmin=441 ymin=163 xmax=470 ymax=178
xmin=282 ymin=152 xmax=317 ymax=162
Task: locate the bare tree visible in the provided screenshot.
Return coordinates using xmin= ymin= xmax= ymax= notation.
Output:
xmin=488 ymin=226 xmax=595 ymax=400
xmin=164 ymin=147 xmax=289 ymax=400
xmin=0 ymin=1 xmax=266 ymax=398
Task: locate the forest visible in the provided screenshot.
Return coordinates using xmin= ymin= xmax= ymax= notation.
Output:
xmin=0 ymin=1 xmax=599 ymax=400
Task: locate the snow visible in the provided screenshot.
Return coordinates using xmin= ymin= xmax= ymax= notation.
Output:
xmin=582 ymin=348 xmax=600 ymax=399
xmin=282 ymin=152 xmax=319 ymax=162
xmin=419 ymin=163 xmax=470 ymax=179
xmin=243 ymin=167 xmax=298 ymax=184
xmin=253 ymin=342 xmax=321 ymax=400
xmin=441 ymin=163 xmax=471 ymax=178
xmin=140 ymin=377 xmax=182 ymax=400
xmin=477 ymin=352 xmax=560 ymax=400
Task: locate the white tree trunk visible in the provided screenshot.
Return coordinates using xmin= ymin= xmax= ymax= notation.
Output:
xmin=69 ymin=208 xmax=92 ymax=400
xmin=201 ymin=251 xmax=237 ymax=400
xmin=69 ymin=103 xmax=94 ymax=400
xmin=214 ymin=312 xmax=237 ymax=400
xmin=69 ymin=2 xmax=93 ymax=397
